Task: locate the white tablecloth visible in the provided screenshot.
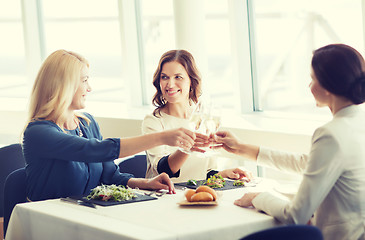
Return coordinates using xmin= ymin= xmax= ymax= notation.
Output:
xmin=6 ymin=179 xmax=283 ymax=240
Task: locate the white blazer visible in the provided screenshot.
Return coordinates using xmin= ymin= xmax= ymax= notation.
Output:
xmin=253 ymin=105 xmax=365 ymax=240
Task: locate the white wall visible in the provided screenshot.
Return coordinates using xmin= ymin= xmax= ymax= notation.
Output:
xmin=0 ymin=111 xmax=27 ymax=146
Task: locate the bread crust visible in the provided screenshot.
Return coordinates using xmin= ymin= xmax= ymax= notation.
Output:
xmin=190 ymin=192 xmax=214 ymax=202
xmin=185 ymin=189 xmax=196 ymax=202
xmin=196 ymin=186 xmax=217 ymax=201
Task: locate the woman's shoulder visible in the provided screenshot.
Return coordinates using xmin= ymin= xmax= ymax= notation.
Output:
xmin=26 ymin=120 xmax=59 ymax=130
xmin=143 ymin=111 xmax=166 ymax=123
xmin=80 ymin=112 xmax=95 ymax=122
xmin=78 ymin=112 xmax=98 ymax=126
xmin=313 ymin=117 xmax=353 ymax=143
xmin=142 ymin=112 xmax=163 ymax=128
xmin=142 ymin=111 xmax=181 ymax=124
xmin=24 ymin=120 xmax=62 ymax=140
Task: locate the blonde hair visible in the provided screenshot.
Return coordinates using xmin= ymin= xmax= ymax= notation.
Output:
xmin=25 ymin=49 xmax=90 ymax=131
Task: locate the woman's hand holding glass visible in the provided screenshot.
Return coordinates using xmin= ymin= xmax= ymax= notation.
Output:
xmin=178 ymin=101 xmax=208 ymax=154
xmin=181 ymin=100 xmax=224 ymax=154
xmin=163 ymin=127 xmax=196 ymax=152
xmin=177 ymin=100 xmax=223 ymax=154
xmin=190 ymin=132 xmax=210 ymax=153
xmin=191 ymin=102 xmax=222 ymax=155
xmin=209 ymin=130 xmax=241 ymax=153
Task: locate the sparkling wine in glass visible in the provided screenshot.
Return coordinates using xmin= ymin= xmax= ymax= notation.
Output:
xmin=204 ymin=104 xmax=222 ymax=152
xmin=178 ymin=101 xmax=204 ymax=154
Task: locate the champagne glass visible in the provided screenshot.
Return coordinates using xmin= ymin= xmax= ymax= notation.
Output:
xmin=188 ymin=102 xmax=204 ymax=132
xmin=178 ymin=101 xmax=204 ymax=154
xmin=202 ymin=103 xmax=222 ymax=154
xmin=205 ymin=109 xmax=221 ymax=136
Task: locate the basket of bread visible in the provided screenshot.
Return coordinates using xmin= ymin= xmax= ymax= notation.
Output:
xmin=178 ymin=185 xmax=218 ymax=206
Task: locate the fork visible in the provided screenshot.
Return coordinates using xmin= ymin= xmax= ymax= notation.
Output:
xmin=143 ymin=190 xmax=168 ymax=197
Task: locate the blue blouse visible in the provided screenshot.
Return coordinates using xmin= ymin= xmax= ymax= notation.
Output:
xmin=23 ymin=113 xmax=133 ymax=201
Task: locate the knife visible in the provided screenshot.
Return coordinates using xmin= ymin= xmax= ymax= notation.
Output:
xmin=60 ymin=197 xmax=96 ymax=208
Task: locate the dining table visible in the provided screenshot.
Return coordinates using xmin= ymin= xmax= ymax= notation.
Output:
xmin=5 ymin=178 xmax=284 ymax=240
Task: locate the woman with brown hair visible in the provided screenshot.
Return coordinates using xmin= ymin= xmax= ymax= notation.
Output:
xmin=214 ymin=44 xmax=365 ymax=240
xmin=142 ymin=49 xmax=251 ymax=183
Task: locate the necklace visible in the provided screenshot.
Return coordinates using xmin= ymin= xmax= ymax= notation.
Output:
xmin=74 ymin=118 xmax=83 ymax=137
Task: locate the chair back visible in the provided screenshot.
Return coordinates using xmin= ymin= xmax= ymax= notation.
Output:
xmin=118 ymin=155 xmax=147 ymax=178
xmin=3 ymin=168 xmax=27 ymax=239
xmin=241 ymin=225 xmax=323 ymax=240
xmin=0 ymin=143 xmax=25 ymax=217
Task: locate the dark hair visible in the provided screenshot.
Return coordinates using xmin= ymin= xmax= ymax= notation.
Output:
xmin=312 ymin=44 xmax=365 ymax=104
xmin=152 ymin=50 xmax=202 ymax=117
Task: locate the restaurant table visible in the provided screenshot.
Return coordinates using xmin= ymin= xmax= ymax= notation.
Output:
xmin=5 ymin=179 xmax=284 ymax=240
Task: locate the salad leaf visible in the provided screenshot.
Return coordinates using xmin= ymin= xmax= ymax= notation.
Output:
xmin=87 ymin=184 xmax=137 ymax=202
xmin=187 ymin=179 xmax=197 ymax=186
xmin=205 ymin=174 xmax=226 ymax=188
xmin=233 ymin=180 xmax=245 ymax=186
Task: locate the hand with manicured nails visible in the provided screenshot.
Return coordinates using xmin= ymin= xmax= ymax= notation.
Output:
xmin=127 ymin=172 xmax=175 ymax=194
xmin=146 ymin=172 xmax=176 ymax=194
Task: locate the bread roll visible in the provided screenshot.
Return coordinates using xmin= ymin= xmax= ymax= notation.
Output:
xmin=190 ymin=192 xmax=214 ymax=202
xmin=185 ymin=189 xmax=196 ymax=202
xmin=196 ymin=186 xmax=217 ymax=201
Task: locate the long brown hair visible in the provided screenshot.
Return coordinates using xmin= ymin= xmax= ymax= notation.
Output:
xmin=152 ymin=50 xmax=202 ymax=117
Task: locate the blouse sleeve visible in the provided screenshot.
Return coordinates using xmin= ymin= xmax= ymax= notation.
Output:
xmin=252 ymin=127 xmax=343 ymax=224
xmin=142 ymin=114 xmax=178 ymax=177
xmin=101 ymin=161 xmax=133 ymax=186
xmin=23 ymin=120 xmax=120 ymax=163
xmin=257 ymin=147 xmax=308 ymax=174
xmin=85 ymin=113 xmax=133 ymax=186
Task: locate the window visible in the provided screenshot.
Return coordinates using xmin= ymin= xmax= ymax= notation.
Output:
xmin=2 ymin=0 xmax=364 ymax=118
xmin=139 ymin=0 xmax=176 ymax=106
xmin=42 ymin=0 xmax=127 ymax=115
xmin=0 ymin=1 xmax=27 ymax=110
xmin=250 ymin=0 xmax=364 ymax=116
xmin=140 ymin=0 xmax=236 ymax=111
xmin=204 ymin=1 xmax=235 ymax=108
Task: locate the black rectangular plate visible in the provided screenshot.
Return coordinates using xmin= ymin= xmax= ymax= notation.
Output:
xmin=175 ymin=179 xmax=246 ymax=191
xmin=70 ymin=193 xmax=157 ymax=206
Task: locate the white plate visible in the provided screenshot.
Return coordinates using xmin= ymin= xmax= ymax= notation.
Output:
xmin=177 ymin=200 xmax=218 ymax=206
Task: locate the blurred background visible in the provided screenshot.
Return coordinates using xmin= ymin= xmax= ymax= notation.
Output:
xmin=1 ymin=0 xmax=363 ymax=118
xmin=1 ymin=0 xmax=364 ymax=181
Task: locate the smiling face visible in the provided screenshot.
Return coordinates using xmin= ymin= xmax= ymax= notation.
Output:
xmin=70 ymin=64 xmax=92 ymax=110
xmin=309 ymin=67 xmax=330 ymax=108
xmin=160 ymin=61 xmax=191 ymax=104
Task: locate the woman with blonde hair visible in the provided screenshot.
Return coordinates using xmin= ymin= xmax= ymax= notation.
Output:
xmin=23 ymin=49 xmax=197 ymax=201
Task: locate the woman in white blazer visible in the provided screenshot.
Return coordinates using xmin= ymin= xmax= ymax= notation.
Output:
xmin=213 ymin=44 xmax=365 ymax=240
